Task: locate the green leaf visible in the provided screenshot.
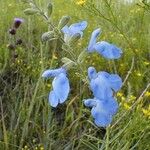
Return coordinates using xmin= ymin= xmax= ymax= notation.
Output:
xmin=68 ymin=33 xmax=81 ymax=46
xmin=24 ymin=8 xmax=39 ymax=15
xmin=41 ymin=31 xmax=54 ymax=42
xmin=62 ymin=57 xmax=76 ymax=69
xmin=47 ymin=2 xmax=53 ymax=17
xmin=77 ymin=50 xmax=87 ymax=64
xmin=62 ymin=43 xmax=70 ymax=51
xmin=58 ymin=16 xmax=71 ymax=29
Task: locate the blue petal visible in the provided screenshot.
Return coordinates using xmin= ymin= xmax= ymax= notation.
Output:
xmin=97 ymin=71 xmax=110 ymax=78
xmin=70 ymin=30 xmax=83 ymax=38
xmin=91 ymin=100 xmax=112 ymax=127
xmin=48 ymin=91 xmax=59 ymax=107
xmin=108 ymin=74 xmax=122 ymax=92
xmin=97 ymin=72 xmax=122 ymax=92
xmin=42 ymin=68 xmax=66 ymax=78
xmin=105 ymin=97 xmax=118 ymax=115
xmin=91 ymin=100 xmax=106 ymax=118
xmin=88 ymin=67 xmax=97 ymax=80
xmin=90 ymin=75 xmax=113 ymax=100
xmin=94 ymin=41 xmax=122 ymax=59
xmin=87 ymin=28 xmax=101 ymax=52
xmin=94 ymin=97 xmax=118 ymax=115
xmin=69 ymin=21 xmax=87 ymax=31
xmin=62 ymin=21 xmax=87 ymax=42
xmin=84 ymin=99 xmax=97 ymax=108
xmin=52 ymin=73 xmax=70 ymax=104
xmin=94 ymin=115 xmax=112 ymax=127
xmin=61 ymin=26 xmax=70 ymax=34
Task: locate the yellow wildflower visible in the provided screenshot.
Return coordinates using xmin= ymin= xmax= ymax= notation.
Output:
xmin=53 ymin=54 xmax=58 ymax=59
xmin=123 ymin=103 xmax=131 ymax=110
xmin=46 ymin=83 xmax=51 ymax=88
xmin=40 ymin=146 xmax=44 ymax=150
xmin=144 ymin=61 xmax=149 ymax=65
xmin=129 ymin=95 xmax=136 ymax=101
xmin=121 ymin=96 xmax=125 ymax=101
xmin=136 ymin=72 xmax=142 ymax=77
xmin=145 ymin=91 xmax=150 ymax=97
xmin=142 ymin=108 xmax=150 ymax=117
xmin=117 ymin=92 xmax=123 ymax=97
xmin=16 ymin=59 xmax=22 ymax=64
xmin=76 ymin=0 xmax=86 ymax=5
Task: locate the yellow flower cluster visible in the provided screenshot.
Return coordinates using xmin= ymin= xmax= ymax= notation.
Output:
xmin=142 ymin=105 xmax=150 ymax=118
xmin=117 ymin=91 xmax=150 ymax=118
xmin=123 ymin=103 xmax=131 ymax=110
xmin=145 ymin=91 xmax=150 ymax=97
xmin=76 ymin=0 xmax=86 ymax=5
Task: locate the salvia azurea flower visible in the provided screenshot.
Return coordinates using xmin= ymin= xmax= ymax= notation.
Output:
xmin=84 ymin=97 xmax=118 ymax=127
xmin=84 ymin=67 xmax=122 ymax=127
xmin=87 ymin=28 xmax=122 ymax=59
xmin=13 ymin=18 xmax=24 ymax=29
xmin=88 ymin=67 xmax=122 ymax=100
xmin=42 ymin=68 xmax=70 ymax=107
xmin=61 ymin=21 xmax=87 ymax=42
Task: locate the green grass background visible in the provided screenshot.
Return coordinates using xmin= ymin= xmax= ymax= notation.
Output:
xmin=0 ymin=0 xmax=150 ymax=150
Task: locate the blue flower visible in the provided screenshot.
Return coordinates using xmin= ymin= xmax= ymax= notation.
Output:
xmin=94 ymin=41 xmax=122 ymax=59
xmin=87 ymin=28 xmax=122 ymax=59
xmin=84 ymin=67 xmax=122 ymax=127
xmin=42 ymin=68 xmax=70 ymax=107
xmin=84 ymin=97 xmax=118 ymax=127
xmin=88 ymin=67 xmax=97 ymax=80
xmin=88 ymin=67 xmax=122 ymax=100
xmin=62 ymin=21 xmax=87 ymax=42
xmin=87 ymin=28 xmax=101 ymax=52
xmin=42 ymin=68 xmax=66 ymax=78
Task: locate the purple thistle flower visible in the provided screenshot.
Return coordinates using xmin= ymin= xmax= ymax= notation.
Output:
xmin=13 ymin=18 xmax=24 ymax=29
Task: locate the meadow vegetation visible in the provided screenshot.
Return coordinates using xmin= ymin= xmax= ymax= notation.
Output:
xmin=0 ymin=0 xmax=150 ymax=150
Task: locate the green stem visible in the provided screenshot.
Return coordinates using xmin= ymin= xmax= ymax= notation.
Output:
xmin=106 ymin=126 xmax=110 ymax=150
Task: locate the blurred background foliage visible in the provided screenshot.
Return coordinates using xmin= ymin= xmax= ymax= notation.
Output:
xmin=0 ymin=0 xmax=150 ymax=150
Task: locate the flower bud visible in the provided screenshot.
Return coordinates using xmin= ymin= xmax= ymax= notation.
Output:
xmin=47 ymin=2 xmax=53 ymax=17
xmin=24 ymin=8 xmax=38 ymax=15
xmin=68 ymin=33 xmax=81 ymax=46
xmin=13 ymin=52 xmax=18 ymax=58
xmin=16 ymin=39 xmax=23 ymax=45
xmin=41 ymin=31 xmax=54 ymax=42
xmin=7 ymin=44 xmax=16 ymax=50
xmin=58 ymin=16 xmax=70 ymax=29
xmin=9 ymin=28 xmax=16 ymax=35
